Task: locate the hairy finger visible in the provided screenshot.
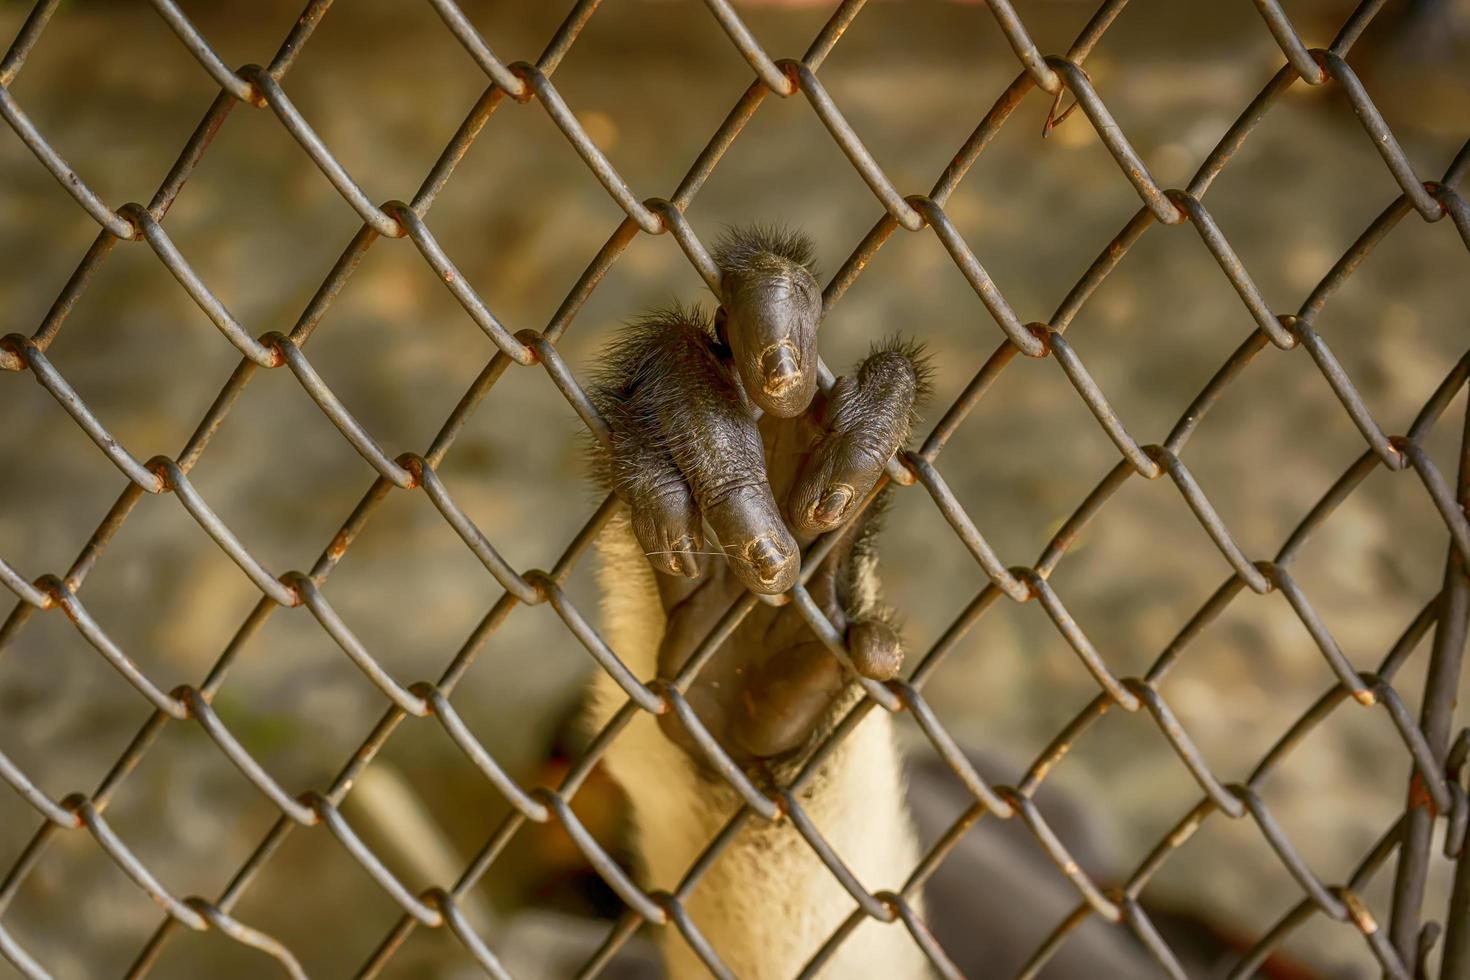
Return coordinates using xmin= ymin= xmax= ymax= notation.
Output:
xmin=788 ymin=339 xmax=929 ymax=536
xmin=650 ymin=311 xmax=798 ymax=594
xmin=593 ymin=350 xmax=705 ymax=577
xmin=714 ymin=226 xmax=823 ymax=420
xmin=596 ymin=306 xmax=797 ymax=593
xmin=620 ymin=444 xmax=705 ymax=578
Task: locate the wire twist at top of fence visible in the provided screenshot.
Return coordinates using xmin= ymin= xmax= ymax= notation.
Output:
xmin=1 ymin=0 xmax=1468 ymax=977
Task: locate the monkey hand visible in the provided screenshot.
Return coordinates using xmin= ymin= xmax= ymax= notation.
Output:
xmin=591 ymin=227 xmax=927 ymax=771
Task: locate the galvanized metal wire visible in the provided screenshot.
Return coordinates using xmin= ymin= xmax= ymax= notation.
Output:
xmin=1 ymin=0 xmax=1468 ymax=977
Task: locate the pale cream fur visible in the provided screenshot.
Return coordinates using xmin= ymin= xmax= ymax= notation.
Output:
xmin=589 ymin=514 xmax=930 ymax=979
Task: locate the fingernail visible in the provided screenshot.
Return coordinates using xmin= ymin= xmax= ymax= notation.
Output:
xmin=814 ymin=486 xmax=852 ymax=525
xmin=746 ymin=535 xmax=794 ymax=587
xmin=671 ymin=536 xmax=699 ymax=577
xmin=761 ymin=345 xmax=800 ymax=395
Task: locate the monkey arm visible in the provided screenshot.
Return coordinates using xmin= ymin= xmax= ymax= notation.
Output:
xmin=586 ymin=227 xmax=933 ymax=978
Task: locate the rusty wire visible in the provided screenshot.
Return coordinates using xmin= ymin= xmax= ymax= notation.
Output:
xmin=1 ymin=0 xmax=1468 ymax=977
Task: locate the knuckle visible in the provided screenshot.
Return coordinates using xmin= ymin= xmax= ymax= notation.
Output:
xmin=702 ymin=479 xmax=770 ymax=513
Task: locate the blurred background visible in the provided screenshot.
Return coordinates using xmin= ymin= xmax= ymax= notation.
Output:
xmin=1 ymin=0 xmax=1468 ymax=976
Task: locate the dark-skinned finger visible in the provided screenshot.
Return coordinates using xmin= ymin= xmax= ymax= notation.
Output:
xmin=714 ymin=227 xmax=823 ymax=419
xmin=598 ymin=355 xmax=705 ymax=578
xmin=644 ymin=311 xmax=799 ymax=594
xmin=848 ymin=618 xmax=904 ymax=681
xmin=628 ymin=482 xmax=703 ymax=578
xmin=788 ymin=344 xmax=922 ymax=536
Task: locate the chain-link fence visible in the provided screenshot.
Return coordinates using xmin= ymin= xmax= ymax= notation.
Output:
xmin=1 ymin=0 xmax=1468 ymax=977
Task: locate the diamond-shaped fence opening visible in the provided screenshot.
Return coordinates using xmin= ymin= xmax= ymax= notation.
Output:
xmin=1 ymin=0 xmax=1468 ymax=977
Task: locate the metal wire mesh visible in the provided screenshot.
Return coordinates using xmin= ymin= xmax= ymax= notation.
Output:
xmin=1 ymin=0 xmax=1468 ymax=977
